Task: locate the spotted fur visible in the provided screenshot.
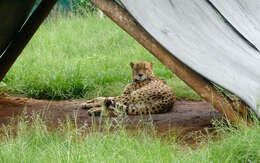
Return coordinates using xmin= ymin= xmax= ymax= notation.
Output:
xmin=82 ymin=61 xmax=175 ymax=116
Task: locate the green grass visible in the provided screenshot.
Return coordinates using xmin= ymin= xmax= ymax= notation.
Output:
xmin=0 ymin=113 xmax=259 ymax=162
xmin=1 ymin=14 xmax=200 ymax=100
xmin=0 ymin=10 xmax=258 ymax=163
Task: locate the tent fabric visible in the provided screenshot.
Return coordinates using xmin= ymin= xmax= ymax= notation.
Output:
xmin=209 ymin=0 xmax=260 ymax=51
xmin=120 ymin=0 xmax=260 ymax=117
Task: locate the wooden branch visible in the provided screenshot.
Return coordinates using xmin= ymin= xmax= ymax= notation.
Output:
xmin=91 ymin=0 xmax=247 ymax=123
xmin=0 ymin=0 xmax=58 ymax=81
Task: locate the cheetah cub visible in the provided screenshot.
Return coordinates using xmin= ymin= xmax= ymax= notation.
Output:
xmin=81 ymin=61 xmax=175 ymax=116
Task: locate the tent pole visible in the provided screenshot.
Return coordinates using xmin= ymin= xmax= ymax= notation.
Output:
xmin=0 ymin=0 xmax=58 ymax=82
xmin=91 ymin=0 xmax=248 ymax=123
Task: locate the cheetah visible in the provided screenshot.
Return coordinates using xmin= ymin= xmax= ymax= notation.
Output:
xmin=81 ymin=61 xmax=175 ymax=116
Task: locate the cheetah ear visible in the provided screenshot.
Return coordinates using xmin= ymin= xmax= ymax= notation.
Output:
xmin=130 ymin=62 xmax=135 ymax=68
xmin=150 ymin=62 xmax=155 ymax=68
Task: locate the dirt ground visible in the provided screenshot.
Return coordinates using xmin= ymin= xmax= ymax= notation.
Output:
xmin=0 ymin=93 xmax=223 ymax=144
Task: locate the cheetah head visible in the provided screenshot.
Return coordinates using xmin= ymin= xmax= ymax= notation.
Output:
xmin=130 ymin=61 xmax=155 ymax=82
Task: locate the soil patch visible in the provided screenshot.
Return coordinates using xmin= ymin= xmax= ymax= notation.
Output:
xmin=0 ymin=94 xmax=222 ymax=144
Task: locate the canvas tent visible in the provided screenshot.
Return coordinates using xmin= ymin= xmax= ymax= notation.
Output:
xmin=118 ymin=0 xmax=260 ymax=117
xmin=0 ymin=0 xmax=259 ymax=122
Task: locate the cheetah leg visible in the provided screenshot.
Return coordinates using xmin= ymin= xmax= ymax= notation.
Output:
xmin=80 ymin=97 xmax=113 ymax=110
xmin=103 ymin=98 xmax=124 ymax=116
xmin=87 ymin=107 xmax=104 ymax=116
xmin=103 ymin=98 xmax=141 ymax=115
xmin=87 ymin=106 xmax=118 ymax=117
xmin=86 ymin=98 xmax=118 ymax=116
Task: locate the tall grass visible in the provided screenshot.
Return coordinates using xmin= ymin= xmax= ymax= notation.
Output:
xmin=1 ymin=14 xmax=200 ymax=100
xmin=0 ymin=112 xmax=259 ymax=162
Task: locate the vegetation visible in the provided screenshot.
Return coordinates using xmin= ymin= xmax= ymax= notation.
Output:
xmin=0 ymin=6 xmax=259 ymax=163
xmin=1 ymin=14 xmax=200 ymax=100
xmin=0 ymin=113 xmax=258 ymax=162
